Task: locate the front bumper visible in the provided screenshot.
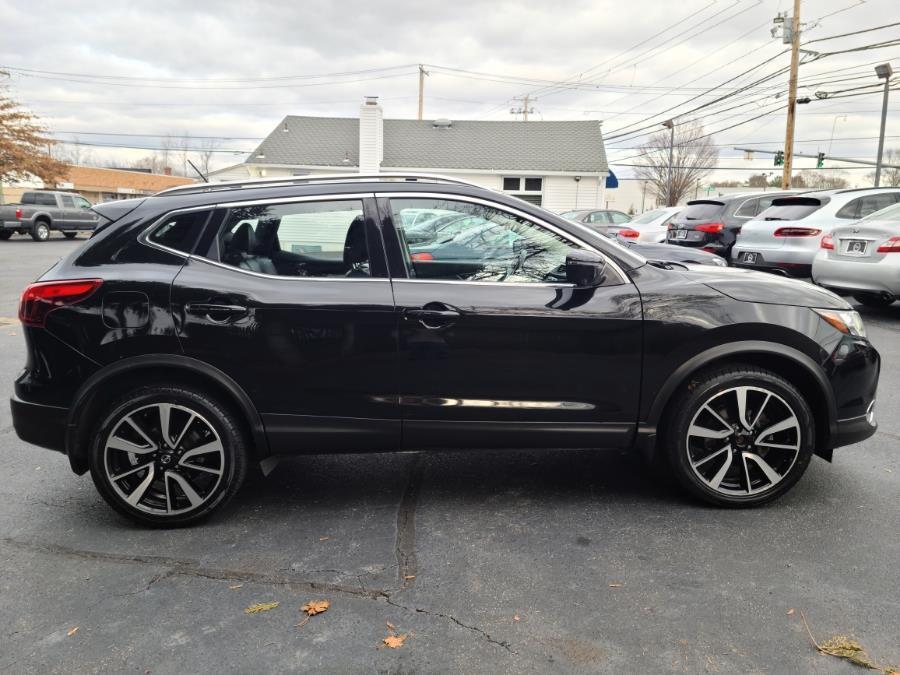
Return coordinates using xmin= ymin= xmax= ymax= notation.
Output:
xmin=10 ymin=395 xmax=68 ymax=454
xmin=831 ymin=406 xmax=878 ymax=449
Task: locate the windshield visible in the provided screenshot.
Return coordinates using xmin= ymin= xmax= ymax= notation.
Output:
xmin=863 ymin=202 xmax=900 ymax=221
xmin=559 ymin=210 xmax=583 ymax=219
xmin=630 ymin=209 xmax=666 ymax=225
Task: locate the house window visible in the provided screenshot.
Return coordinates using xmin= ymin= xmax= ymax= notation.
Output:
xmin=501 ymin=176 xmax=543 ymax=206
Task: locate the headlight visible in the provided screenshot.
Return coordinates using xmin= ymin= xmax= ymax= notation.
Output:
xmin=709 ymin=256 xmax=728 ymax=267
xmin=812 ymin=308 xmax=867 ymax=338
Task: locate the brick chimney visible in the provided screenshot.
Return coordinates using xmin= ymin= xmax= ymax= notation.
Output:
xmin=358 ymin=96 xmax=383 ymax=173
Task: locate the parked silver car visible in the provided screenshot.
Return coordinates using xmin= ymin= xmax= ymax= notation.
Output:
xmin=732 ymin=188 xmax=900 ymax=277
xmin=812 ymin=202 xmax=900 ymax=307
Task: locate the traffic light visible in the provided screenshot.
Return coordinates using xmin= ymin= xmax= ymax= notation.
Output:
xmin=774 ymin=151 xmax=785 ymax=166
xmin=817 ymin=152 xmax=825 ymax=168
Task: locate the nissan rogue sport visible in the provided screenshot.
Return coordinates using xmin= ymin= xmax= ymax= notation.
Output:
xmin=11 ymin=174 xmax=880 ymax=526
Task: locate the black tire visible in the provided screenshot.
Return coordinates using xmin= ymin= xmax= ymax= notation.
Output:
xmin=89 ymin=385 xmax=248 ymax=527
xmin=63 ymin=231 xmax=78 ymax=239
xmin=0 ymin=230 xmax=12 ymax=240
xmin=31 ymin=221 xmax=50 ymax=242
xmin=853 ymin=292 xmax=894 ymax=308
xmin=663 ymin=365 xmax=815 ymax=507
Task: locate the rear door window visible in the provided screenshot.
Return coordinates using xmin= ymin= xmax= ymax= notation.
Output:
xmin=680 ymin=202 xmax=725 ymax=220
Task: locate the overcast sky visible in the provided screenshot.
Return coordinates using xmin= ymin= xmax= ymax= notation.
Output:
xmin=1 ymin=0 xmax=898 ymax=183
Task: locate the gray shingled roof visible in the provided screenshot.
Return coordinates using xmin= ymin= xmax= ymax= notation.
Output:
xmin=247 ymin=116 xmax=607 ymax=173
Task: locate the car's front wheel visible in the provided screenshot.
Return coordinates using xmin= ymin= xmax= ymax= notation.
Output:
xmin=664 ymin=365 xmax=814 ymax=507
xmin=89 ymin=385 xmax=248 ymax=526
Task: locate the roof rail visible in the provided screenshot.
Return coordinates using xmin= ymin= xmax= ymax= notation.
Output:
xmin=152 ymin=172 xmax=484 ymax=197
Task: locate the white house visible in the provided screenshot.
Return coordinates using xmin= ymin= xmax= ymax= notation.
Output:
xmin=210 ymin=97 xmax=610 ymax=212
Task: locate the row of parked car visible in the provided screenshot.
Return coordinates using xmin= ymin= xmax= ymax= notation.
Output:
xmin=562 ymin=187 xmax=900 ymax=308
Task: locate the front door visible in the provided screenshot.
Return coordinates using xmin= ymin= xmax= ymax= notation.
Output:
xmin=170 ymin=195 xmax=400 ymax=455
xmin=380 ymin=194 xmax=643 ymax=450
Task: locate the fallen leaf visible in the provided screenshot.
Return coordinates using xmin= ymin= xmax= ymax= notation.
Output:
xmin=787 ymin=608 xmax=795 ymax=616
xmin=300 ymin=600 xmax=330 ymax=616
xmin=383 ymin=634 xmax=407 ymax=649
xmin=885 ymin=468 xmax=893 ymax=473
xmin=296 ymin=599 xmax=330 ymax=627
xmin=609 ymin=582 xmax=624 ymax=588
xmin=319 ymin=536 xmax=330 ymax=541
xmin=403 ymin=575 xmax=416 ymax=580
xmin=801 ymin=611 xmax=894 ymax=673
xmin=386 ymin=622 xmax=395 ymax=630
xmin=67 ymin=626 xmax=79 ymax=636
xmin=513 ymin=615 xmax=521 ymax=622
xmin=228 ymin=583 xmax=244 ymax=590
xmin=244 ymin=601 xmax=279 ymax=614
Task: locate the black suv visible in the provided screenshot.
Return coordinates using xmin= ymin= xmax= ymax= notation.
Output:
xmin=667 ymin=191 xmax=795 ymax=258
xmin=11 ymin=174 xmax=879 ymax=525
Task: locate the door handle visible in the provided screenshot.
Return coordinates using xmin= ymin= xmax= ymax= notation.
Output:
xmin=185 ymin=303 xmax=248 ymax=323
xmin=404 ymin=303 xmax=461 ymax=329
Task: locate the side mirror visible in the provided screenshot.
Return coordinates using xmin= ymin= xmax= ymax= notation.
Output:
xmin=565 ymin=249 xmax=608 ymax=287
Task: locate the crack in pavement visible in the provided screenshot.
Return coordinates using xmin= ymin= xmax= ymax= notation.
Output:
xmin=395 ymin=453 xmax=424 ymax=591
xmin=385 ymin=597 xmax=516 ymax=654
xmin=2 ymin=538 xmax=388 ymax=600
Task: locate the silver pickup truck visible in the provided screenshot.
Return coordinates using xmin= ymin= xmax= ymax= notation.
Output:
xmin=0 ymin=190 xmax=100 ymax=241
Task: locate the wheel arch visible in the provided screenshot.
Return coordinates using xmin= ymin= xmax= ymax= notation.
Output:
xmin=641 ymin=341 xmax=836 ymax=461
xmin=65 ymin=354 xmax=269 ymax=474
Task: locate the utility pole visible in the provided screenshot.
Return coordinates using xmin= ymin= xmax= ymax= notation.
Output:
xmin=874 ymin=63 xmax=894 ymax=187
xmin=510 ymin=95 xmax=535 ymax=121
xmin=417 ymin=64 xmax=429 ymax=121
xmin=781 ymin=0 xmax=801 ymax=189
xmin=662 ymin=119 xmax=675 ymax=206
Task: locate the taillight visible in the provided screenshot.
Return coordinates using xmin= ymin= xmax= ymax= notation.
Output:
xmin=821 ymin=235 xmax=835 ymax=250
xmin=19 ymin=279 xmax=102 ymax=328
xmin=409 ymin=252 xmax=434 ymax=262
xmin=877 ymin=236 xmax=900 ymax=253
xmin=15 ymin=207 xmax=22 ymax=219
xmin=618 ymin=228 xmax=640 ymax=239
xmin=696 ymin=223 xmax=725 ymax=234
xmin=774 ymin=227 xmax=821 ymax=237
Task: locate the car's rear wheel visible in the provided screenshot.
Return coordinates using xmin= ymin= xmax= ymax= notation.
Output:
xmin=31 ymin=221 xmax=50 ymax=241
xmin=853 ymin=292 xmax=894 ymax=308
xmin=89 ymin=385 xmax=248 ymax=527
xmin=664 ymin=365 xmax=814 ymax=507
xmin=63 ymin=231 xmax=78 ymax=239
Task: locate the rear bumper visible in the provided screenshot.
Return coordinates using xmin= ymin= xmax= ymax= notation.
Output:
xmin=10 ymin=395 xmax=68 ymax=454
xmin=813 ymin=255 xmax=900 ymax=296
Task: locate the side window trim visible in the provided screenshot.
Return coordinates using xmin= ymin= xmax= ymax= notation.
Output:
xmin=376 ymin=192 xmax=629 ymax=286
xmin=139 ymin=205 xmax=217 ymax=257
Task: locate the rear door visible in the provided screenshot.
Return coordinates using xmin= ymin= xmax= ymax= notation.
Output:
xmin=73 ymin=196 xmax=99 ymax=230
xmin=169 ymin=194 xmax=400 ymax=455
xmin=58 ymin=195 xmax=80 ymax=229
xmin=380 ymin=193 xmax=643 ymax=450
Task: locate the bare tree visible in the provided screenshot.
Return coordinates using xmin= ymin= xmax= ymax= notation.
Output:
xmin=634 ymin=120 xmax=719 ymax=206
xmin=867 ymin=148 xmax=900 ymax=187
xmin=177 ymin=132 xmax=192 ymax=177
xmin=157 ymin=135 xmax=175 ymax=175
xmin=197 ymin=137 xmax=219 ymax=176
xmin=799 ymin=170 xmax=848 ymax=190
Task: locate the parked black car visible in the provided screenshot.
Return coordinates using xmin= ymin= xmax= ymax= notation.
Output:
xmin=667 ymin=192 xmax=795 ymax=258
xmin=11 ymin=174 xmax=879 ymax=525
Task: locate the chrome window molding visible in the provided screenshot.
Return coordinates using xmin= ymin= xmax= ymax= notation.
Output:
xmin=377 ymin=191 xmax=632 ymax=285
xmin=185 ymin=254 xmax=391 ymax=282
xmin=215 ymin=193 xmax=372 ymax=208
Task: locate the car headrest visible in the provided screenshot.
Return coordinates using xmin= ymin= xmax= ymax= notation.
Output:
xmin=253 ymin=218 xmax=280 ymax=254
xmin=230 ymin=222 xmax=255 ymax=253
xmin=343 ymin=216 xmax=367 ymax=266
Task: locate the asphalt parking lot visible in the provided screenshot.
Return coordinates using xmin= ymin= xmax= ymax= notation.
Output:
xmin=1 ymin=235 xmax=897 ymax=674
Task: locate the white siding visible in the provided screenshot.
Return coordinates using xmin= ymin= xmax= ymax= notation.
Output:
xmin=208 ymin=164 xmax=254 ymax=182
xmin=542 ymin=175 xmax=603 ymax=212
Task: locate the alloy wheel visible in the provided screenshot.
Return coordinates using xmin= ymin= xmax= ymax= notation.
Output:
xmin=103 ymin=403 xmax=225 ymax=515
xmin=685 ymin=386 xmax=801 ymax=496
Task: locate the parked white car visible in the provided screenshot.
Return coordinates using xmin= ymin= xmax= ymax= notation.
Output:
xmin=732 ymin=188 xmax=900 ymax=277
xmin=812 ymin=202 xmax=900 ymax=307
xmin=617 ymin=206 xmax=681 ymax=243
